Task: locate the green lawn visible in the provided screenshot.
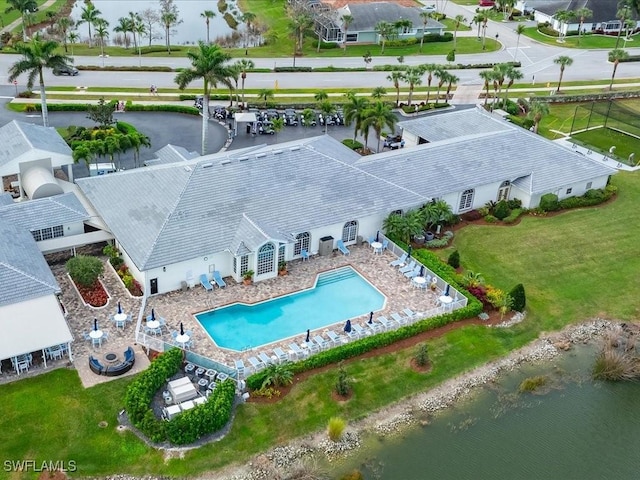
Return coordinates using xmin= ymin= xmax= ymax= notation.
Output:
xmin=4 ymin=169 xmax=640 ymax=477
xmin=572 ymin=127 xmax=640 ymax=164
xmin=523 ymin=26 xmax=635 ymax=49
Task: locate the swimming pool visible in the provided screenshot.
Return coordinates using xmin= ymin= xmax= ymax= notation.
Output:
xmin=195 ymin=267 xmax=386 ymax=351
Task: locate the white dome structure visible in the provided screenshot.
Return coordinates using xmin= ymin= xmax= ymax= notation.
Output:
xmin=21 ymin=166 xmax=63 ymax=199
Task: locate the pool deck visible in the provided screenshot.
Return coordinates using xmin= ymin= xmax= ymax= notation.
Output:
xmin=1 ymin=244 xmax=444 ymax=385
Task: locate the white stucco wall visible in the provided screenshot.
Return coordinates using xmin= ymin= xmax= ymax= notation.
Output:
xmin=64 ymin=222 xmax=85 ymax=236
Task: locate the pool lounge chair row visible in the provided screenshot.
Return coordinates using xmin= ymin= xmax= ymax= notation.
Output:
xmin=200 ymin=271 xmax=227 ymax=291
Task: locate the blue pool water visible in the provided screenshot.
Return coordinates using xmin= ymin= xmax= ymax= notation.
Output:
xmin=195 ymin=267 xmax=386 ymax=351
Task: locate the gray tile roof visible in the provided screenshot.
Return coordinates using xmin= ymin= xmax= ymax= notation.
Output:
xmin=526 ymin=0 xmax=618 ymax=21
xmin=0 ymin=192 xmax=89 ymax=231
xmin=0 ymin=120 xmax=71 ymax=169
xmin=0 ymin=222 xmax=60 ymax=306
xmin=0 ymin=193 xmax=13 ymax=206
xmin=146 ymin=144 xmax=200 ymax=166
xmin=347 ymin=2 xmax=444 ymax=31
xmin=77 ymin=135 xmax=427 ymax=271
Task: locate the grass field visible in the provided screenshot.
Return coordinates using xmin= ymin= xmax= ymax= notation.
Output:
xmin=523 ymin=27 xmax=635 ymax=49
xmin=572 ymin=127 xmax=640 ymax=164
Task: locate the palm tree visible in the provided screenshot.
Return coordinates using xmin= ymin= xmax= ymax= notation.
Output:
xmin=8 ymin=35 xmax=72 ymax=127
xmin=258 ymin=88 xmax=274 ymax=107
xmin=402 ymin=66 xmax=423 ymax=106
xmin=68 ymin=31 xmax=79 ymax=57
xmin=419 ymin=11 xmax=431 ymax=53
xmin=94 ymin=19 xmax=109 ymax=58
xmin=318 ymin=100 xmax=335 ymax=134
xmin=174 ymin=42 xmax=232 ymax=155
xmin=575 ymin=7 xmax=592 ymax=46
xmin=5 ymin=0 xmax=37 ymax=42
xmin=260 ymin=362 xmax=294 ymax=389
xmin=342 ymin=13 xmax=353 ymax=54
xmin=56 ymin=17 xmax=73 ymax=53
xmin=362 ymin=100 xmax=397 ymax=152
xmin=529 ymin=100 xmax=549 ymax=134
xmin=615 ymin=5 xmax=632 ymax=50
xmin=114 ymin=17 xmax=131 ymax=48
xmin=371 ymin=86 xmax=387 ymax=99
xmin=241 ymin=11 xmax=256 ymax=30
xmin=513 ymin=24 xmax=525 ymax=62
xmin=201 ymin=10 xmax=215 ymax=44
xmin=383 ymin=208 xmax=423 ymax=244
xmin=162 ymin=11 xmax=180 ymax=54
xmin=128 ymin=12 xmax=142 ymax=51
xmin=375 ymin=21 xmax=394 ymax=54
xmin=434 ymin=69 xmax=448 ymax=105
xmin=502 ymin=67 xmax=523 ymax=107
xmin=235 ymin=59 xmax=254 ymax=107
xmin=498 ymin=0 xmax=515 ymax=20
xmin=394 ymin=19 xmax=412 ymax=38
xmin=492 ymin=63 xmax=510 ymax=101
xmin=288 ymin=10 xmax=312 ymax=56
xmin=343 ymin=92 xmax=369 ymax=142
xmin=473 ymin=12 xmax=486 ymax=39
xmin=314 ymin=90 xmax=328 ymax=102
xmin=78 ymin=1 xmax=101 ymax=48
xmin=387 ymin=70 xmax=403 ymax=106
xmin=445 ymin=73 xmax=459 ymax=101
xmin=553 ymin=55 xmax=573 ymax=93
xmin=553 ymin=10 xmax=575 ymax=42
xmin=479 ymin=69 xmax=495 ymax=106
xmin=608 ymin=49 xmax=630 ymax=90
xmin=423 ymin=64 xmax=440 ymax=104
xmin=453 ymin=14 xmax=466 ymax=49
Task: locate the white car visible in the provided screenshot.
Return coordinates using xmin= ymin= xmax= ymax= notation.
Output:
xmin=421 ymin=4 xmax=437 ymax=12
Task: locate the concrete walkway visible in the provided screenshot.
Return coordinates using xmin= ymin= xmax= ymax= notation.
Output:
xmin=0 ymin=0 xmax=57 ymax=36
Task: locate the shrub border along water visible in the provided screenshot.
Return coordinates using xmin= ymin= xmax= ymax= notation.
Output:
xmin=123 ymin=348 xmax=236 ymax=445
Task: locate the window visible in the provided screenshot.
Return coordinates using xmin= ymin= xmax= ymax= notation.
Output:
xmin=31 ymin=230 xmax=42 ymax=242
xmin=566 ymin=188 xmax=572 ymax=195
xmin=346 ymin=33 xmax=358 ymax=42
xmin=497 ymin=181 xmax=510 ymax=202
xmin=586 ymin=182 xmax=592 ymax=190
xmin=257 ymin=243 xmax=275 ymax=275
xmin=459 ymin=189 xmax=474 ymax=211
xmin=53 ymin=225 xmax=64 ymax=237
xmin=342 ymin=220 xmax=358 ymax=242
xmin=294 ymin=232 xmax=310 ymax=256
xmin=240 ymin=255 xmax=249 ymax=275
xmin=30 ymin=225 xmax=64 ymax=242
xmin=278 ymin=244 xmax=285 ymax=264
xmin=233 ymin=256 xmax=237 ymax=274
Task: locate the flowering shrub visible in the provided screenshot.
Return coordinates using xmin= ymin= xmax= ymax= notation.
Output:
xmin=117 ymin=264 xmax=143 ymax=296
xmin=467 ymin=285 xmax=489 ymax=307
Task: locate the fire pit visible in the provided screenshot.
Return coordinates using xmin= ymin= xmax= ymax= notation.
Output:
xmin=104 ymin=353 xmax=118 ymax=364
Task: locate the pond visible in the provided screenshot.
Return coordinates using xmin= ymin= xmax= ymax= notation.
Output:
xmin=331 ymin=343 xmax=640 ymax=479
xmin=70 ymin=0 xmax=247 ymax=46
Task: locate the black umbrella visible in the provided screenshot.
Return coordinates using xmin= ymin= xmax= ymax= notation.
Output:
xmin=344 ymin=319 xmax=352 ymax=333
xmin=407 ymin=245 xmax=412 ymax=259
xmin=420 ymin=265 xmax=425 ymax=277
xmin=93 ymin=318 xmax=98 ymax=331
xmin=444 ymin=284 xmax=450 ymax=297
xmin=305 ymin=329 xmax=310 ymax=342
xmin=368 ymin=312 xmax=373 ymax=324
xmin=180 ymin=322 xmax=185 ymax=336
xmin=375 ymin=230 xmax=380 ymax=242
xmin=117 ymin=301 xmax=122 ymax=315
xmin=151 ymin=308 xmax=156 ymax=321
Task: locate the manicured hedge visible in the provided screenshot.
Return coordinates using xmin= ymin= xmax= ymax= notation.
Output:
xmin=124 ymin=103 xmax=200 ymax=115
xmin=342 ymin=139 xmax=363 ymax=150
xmin=78 ymin=65 xmax=173 ymax=72
xmin=274 ymin=66 xmax=312 ymax=72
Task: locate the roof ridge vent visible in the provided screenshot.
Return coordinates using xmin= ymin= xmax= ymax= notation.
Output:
xmin=220 ymin=160 xmax=232 ymax=165
xmin=255 ymin=153 xmax=267 ymax=158
xmin=290 ymin=146 xmax=301 ymax=151
xmin=184 ymin=166 xmax=192 ymax=171
xmin=238 ymin=156 xmax=249 ymax=161
xmin=201 ymin=162 xmax=213 ymax=168
xmin=273 ymin=149 xmax=283 ymax=155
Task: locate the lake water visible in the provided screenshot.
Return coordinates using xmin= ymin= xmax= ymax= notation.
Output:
xmin=331 ymin=344 xmax=640 ymax=479
xmin=70 ymin=0 xmax=246 ymax=45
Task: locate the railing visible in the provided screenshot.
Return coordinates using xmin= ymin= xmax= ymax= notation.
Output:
xmin=378 ymin=233 xmax=468 ymax=310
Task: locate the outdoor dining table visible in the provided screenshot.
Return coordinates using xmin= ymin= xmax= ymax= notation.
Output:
xmin=412 ymin=276 xmax=427 ymax=288
xmin=147 ymin=320 xmax=160 ymax=330
xmin=114 ymin=313 xmax=128 ymax=329
xmin=89 ymin=330 xmax=104 ymax=346
xmin=175 ymin=334 xmax=191 ymax=348
xmin=439 ymin=295 xmax=453 ymax=311
xmin=370 ymin=241 xmax=383 ymax=254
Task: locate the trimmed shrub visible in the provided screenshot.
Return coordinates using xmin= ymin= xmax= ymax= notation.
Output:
xmin=558 ymin=186 xmax=616 ymax=210
xmin=484 ymin=214 xmax=498 ymax=223
xmin=493 ymin=200 xmax=511 ymax=220
xmin=274 ymin=66 xmax=312 ymax=72
xmin=447 ymin=250 xmax=460 ymax=269
xmin=539 ymin=193 xmax=560 ymax=212
xmin=342 ymin=139 xmax=364 ymax=150
xmin=414 ymin=343 xmax=429 ymax=367
xmin=386 ymin=37 xmax=418 ymax=47
xmin=335 ymin=363 xmax=350 ymax=396
xmin=328 ymin=417 xmax=346 ymax=442
xmin=503 ymin=208 xmax=523 ymax=224
xmin=509 ymin=283 xmax=526 ymax=312
xmin=66 ymin=255 xmax=104 ymax=288
xmin=422 ymin=32 xmax=453 ymax=43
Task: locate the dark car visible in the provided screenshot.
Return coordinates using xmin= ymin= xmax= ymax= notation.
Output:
xmin=53 ymin=65 xmax=79 ymax=76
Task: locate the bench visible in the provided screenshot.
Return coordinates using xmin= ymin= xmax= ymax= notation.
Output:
xmin=89 ymin=346 xmax=136 ymax=377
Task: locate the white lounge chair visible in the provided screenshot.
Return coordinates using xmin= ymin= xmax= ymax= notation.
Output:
xmin=273 ymin=347 xmax=288 ymax=363
xmin=234 ymin=359 xmax=246 ymax=378
xmin=289 ymin=343 xmax=306 ymax=359
xmin=399 ymin=260 xmax=416 ymax=274
xmin=248 ymin=356 xmax=265 ymax=372
xmin=326 ymin=330 xmax=341 ymax=345
xmin=390 ymin=253 xmax=408 ymax=267
xmin=365 ymin=320 xmax=381 ymax=334
xmin=391 ymin=312 xmax=409 ymax=326
xmin=403 ymin=308 xmax=417 ymax=320
xmin=313 ymin=335 xmax=328 ymax=350
xmin=353 ymin=324 xmax=368 ymax=337
xmin=258 ymin=352 xmax=272 ymax=365
xmin=377 ymin=316 xmax=392 ymax=330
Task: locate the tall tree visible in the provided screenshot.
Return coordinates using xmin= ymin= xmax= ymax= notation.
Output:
xmin=375 ymin=21 xmax=394 ymax=54
xmin=160 ymin=0 xmax=182 ymax=54
xmin=575 ymin=7 xmax=592 ymax=46
xmin=615 ymin=5 xmax=633 ymax=50
xmin=394 ymin=19 xmax=412 ymax=37
xmin=235 ymin=59 xmax=255 ymax=107
xmin=56 ymin=17 xmax=73 ymax=53
xmin=453 ymin=14 xmax=466 ymax=49
xmin=114 ymin=16 xmax=131 ymax=48
xmin=497 ymin=0 xmax=515 ymax=20
xmin=608 ymin=48 xmax=629 ymax=90
xmin=419 ymin=11 xmax=431 ymax=53
xmin=258 ymin=88 xmax=274 ymax=107
xmin=343 ymin=92 xmax=369 ymax=142
xmin=174 ymin=42 xmax=231 ymax=155
xmin=513 ymin=24 xmax=525 ymax=62
xmin=361 ymin=100 xmax=397 ymax=152
xmin=402 ymin=66 xmax=423 ymax=106
xmin=434 ymin=69 xmax=449 ymax=105
xmin=342 ymin=14 xmax=353 ymax=54
xmin=502 ymin=66 xmax=523 ymax=106
xmin=553 ymin=55 xmax=573 ymax=93
xmin=445 ymin=73 xmax=459 ymax=101
xmin=68 ymin=31 xmax=79 ymax=57
xmin=423 ymin=64 xmax=441 ymax=104
xmin=288 ymin=9 xmax=312 ymax=56
xmin=128 ymin=12 xmax=143 ymax=51
xmin=318 ymin=99 xmax=335 ymax=134
xmin=371 ymin=86 xmax=387 ymax=99
xmin=8 ymin=35 xmax=72 ymax=127
xmin=140 ymin=8 xmax=159 ymax=47
xmin=94 ymin=18 xmax=109 ymax=58
xmin=479 ymin=69 xmax=495 ymax=106
xmin=529 ymin=100 xmax=549 ymax=134
xmin=387 ymin=70 xmax=403 ymax=106
xmin=553 ymin=9 xmax=575 ymax=42
xmin=5 ymin=0 xmax=37 ymax=42
xmin=78 ymin=1 xmax=102 ymax=48
xmin=201 ymin=10 xmax=215 ymax=44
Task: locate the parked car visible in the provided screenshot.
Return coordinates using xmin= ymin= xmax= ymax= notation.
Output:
xmin=383 ymin=134 xmax=405 ymax=149
xmin=478 ymin=0 xmax=495 ymax=6
xmin=53 ymin=65 xmax=79 ymax=76
xmin=421 ymin=4 xmax=437 ymax=12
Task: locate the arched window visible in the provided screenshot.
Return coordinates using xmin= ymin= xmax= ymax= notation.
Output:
xmin=497 ymin=181 xmax=510 ymax=202
xmin=342 ymin=220 xmax=358 ymax=242
xmin=294 ymin=232 xmax=310 ymax=256
xmin=257 ymin=243 xmax=275 ymax=275
xmin=459 ymin=189 xmax=474 ymax=211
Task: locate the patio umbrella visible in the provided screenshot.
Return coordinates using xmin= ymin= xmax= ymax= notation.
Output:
xmin=420 ymin=265 xmax=425 ymax=277
xmin=407 ymin=245 xmax=412 ymax=259
xmin=444 ymin=284 xmax=450 ymax=297
xmin=375 ymin=230 xmax=380 ymax=242
xmin=151 ymin=308 xmax=156 ymax=321
xmin=368 ymin=312 xmax=373 ymax=324
xmin=93 ymin=318 xmax=98 ymax=331
xmin=344 ymin=319 xmax=352 ymax=333
xmin=180 ymin=322 xmax=185 ymax=336
xmin=305 ymin=329 xmax=310 ymax=342
xmin=117 ymin=301 xmax=122 ymax=315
